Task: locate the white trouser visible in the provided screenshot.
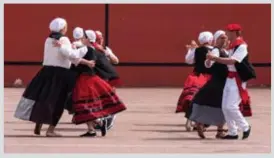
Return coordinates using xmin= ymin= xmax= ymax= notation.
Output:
xmin=222 ymin=77 xmax=249 ymax=136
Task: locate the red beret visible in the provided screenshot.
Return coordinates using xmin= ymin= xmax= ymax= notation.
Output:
xmin=226 ymin=24 xmax=242 ymax=31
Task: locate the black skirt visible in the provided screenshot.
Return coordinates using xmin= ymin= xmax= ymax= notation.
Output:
xmin=64 ymin=65 xmax=79 ymax=114
xmin=187 ymin=75 xmax=226 ymax=126
xmin=14 ymin=66 xmax=74 ymax=125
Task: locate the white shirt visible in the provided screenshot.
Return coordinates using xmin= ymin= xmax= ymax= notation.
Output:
xmin=204 ymin=44 xmax=248 ymax=71
xmin=72 ymin=40 xmax=84 ymax=48
xmin=204 ymin=44 xmax=248 ymax=88
xmin=185 ymin=48 xmax=196 ymax=64
xmin=105 ymin=46 xmax=119 ymax=63
xmin=42 ymin=37 xmax=88 ymax=69
xmin=227 ymin=44 xmax=248 ymax=72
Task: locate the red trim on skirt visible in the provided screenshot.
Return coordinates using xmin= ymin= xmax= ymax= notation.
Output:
xmin=227 ymin=72 xmax=252 ymax=117
xmin=72 ymin=75 xmax=126 ymax=124
xmin=176 ymin=72 xmax=211 ymax=113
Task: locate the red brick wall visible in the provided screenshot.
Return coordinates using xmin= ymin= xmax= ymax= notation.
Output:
xmin=4 ymin=4 xmax=271 ymax=87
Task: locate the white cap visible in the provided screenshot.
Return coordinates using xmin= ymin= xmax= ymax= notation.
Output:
xmin=49 ymin=17 xmax=67 ymax=32
xmin=85 ymin=30 xmax=96 ymax=42
xmin=213 ymin=30 xmax=226 ymax=41
xmin=198 ymin=31 xmax=213 ymax=45
xmin=73 ymin=27 xmax=84 ymax=39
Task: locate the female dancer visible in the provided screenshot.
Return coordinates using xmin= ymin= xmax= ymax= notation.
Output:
xmin=93 ymin=30 xmax=121 ymax=130
xmin=189 ymin=30 xmax=229 ymax=139
xmin=176 ymin=31 xmax=213 ymax=131
xmin=14 ymin=18 xmax=95 ymax=137
xmin=70 ymin=30 xmax=126 ymax=137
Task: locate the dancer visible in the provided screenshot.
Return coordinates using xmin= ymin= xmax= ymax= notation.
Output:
xmin=93 ymin=30 xmax=121 ymax=130
xmin=72 ymin=27 xmax=86 ymax=48
xmin=14 ymin=18 xmax=95 ymax=137
xmin=176 ymin=31 xmax=214 ymax=131
xmin=32 ymin=26 xmax=87 ymax=132
xmin=66 ymin=30 xmax=127 ymax=137
xmin=63 ymin=28 xmax=121 ymax=131
xmin=206 ymin=24 xmax=256 ymax=139
xmin=64 ymin=27 xmax=86 ymax=115
xmin=95 ymin=31 xmax=119 ymax=65
xmin=189 ymin=30 xmax=229 ymax=139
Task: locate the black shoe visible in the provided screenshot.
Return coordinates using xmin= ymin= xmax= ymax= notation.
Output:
xmin=106 ymin=115 xmax=116 ymax=130
xmin=95 ymin=117 xmax=114 ymax=130
xmin=204 ymin=124 xmax=210 ymax=128
xmin=242 ymin=126 xmax=251 ymax=140
xmin=100 ymin=119 xmax=107 ymax=137
xmin=80 ymin=131 xmax=97 ymax=137
xmin=196 ymin=124 xmax=206 ymax=139
xmin=221 ymin=135 xmax=239 ymax=140
xmin=34 ymin=123 xmax=42 ymax=135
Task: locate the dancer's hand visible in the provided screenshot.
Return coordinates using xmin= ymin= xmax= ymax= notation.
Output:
xmin=206 ymin=53 xmax=216 ymax=60
xmin=186 ymin=40 xmax=198 ymax=49
xmin=190 ymin=40 xmax=198 ymax=47
xmin=87 ymin=60 xmax=96 ymax=68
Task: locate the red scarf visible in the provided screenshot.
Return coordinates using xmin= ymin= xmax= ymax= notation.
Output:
xmin=93 ymin=42 xmax=105 ymax=53
xmin=228 ymin=37 xmax=246 ymax=49
xmin=92 ymin=42 xmax=98 ymax=48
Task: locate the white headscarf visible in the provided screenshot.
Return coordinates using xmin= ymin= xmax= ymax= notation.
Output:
xmin=49 ymin=17 xmax=67 ymax=32
xmin=198 ymin=31 xmax=213 ymax=45
xmin=73 ymin=27 xmax=84 ymax=39
xmin=213 ymin=30 xmax=225 ymax=41
xmin=85 ymin=30 xmax=96 ymax=42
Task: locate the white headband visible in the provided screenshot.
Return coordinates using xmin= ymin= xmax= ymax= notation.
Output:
xmin=198 ymin=31 xmax=213 ymax=44
xmin=214 ymin=30 xmax=226 ymax=41
xmin=49 ymin=17 xmax=67 ymax=32
xmin=73 ymin=27 xmax=84 ymax=39
xmin=85 ymin=30 xmax=96 ymax=42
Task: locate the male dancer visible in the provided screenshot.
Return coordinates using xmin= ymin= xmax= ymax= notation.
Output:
xmin=207 ymin=24 xmax=256 ymax=139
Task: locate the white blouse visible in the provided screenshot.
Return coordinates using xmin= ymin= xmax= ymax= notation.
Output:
xmin=72 ymin=40 xmax=84 ymax=48
xmin=105 ymin=46 xmax=119 ymax=63
xmin=227 ymin=44 xmax=248 ymax=72
xmin=185 ymin=48 xmax=196 ymax=64
xmin=42 ymin=37 xmax=88 ymax=69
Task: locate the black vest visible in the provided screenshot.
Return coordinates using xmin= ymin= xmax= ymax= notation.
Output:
xmin=233 ymin=45 xmax=256 ymax=82
xmin=193 ymin=46 xmax=212 ymax=74
xmin=94 ymin=50 xmax=119 ymax=80
xmin=209 ymin=48 xmax=229 ymax=80
xmin=74 ymin=46 xmax=96 ymax=75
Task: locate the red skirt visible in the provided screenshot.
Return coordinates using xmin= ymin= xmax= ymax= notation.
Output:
xmin=72 ymin=74 xmax=126 ymax=124
xmin=108 ymin=78 xmax=122 ymax=87
xmin=176 ymin=72 xmax=211 ymax=113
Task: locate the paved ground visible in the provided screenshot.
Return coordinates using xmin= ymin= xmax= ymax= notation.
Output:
xmin=4 ymin=88 xmax=271 ymax=153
